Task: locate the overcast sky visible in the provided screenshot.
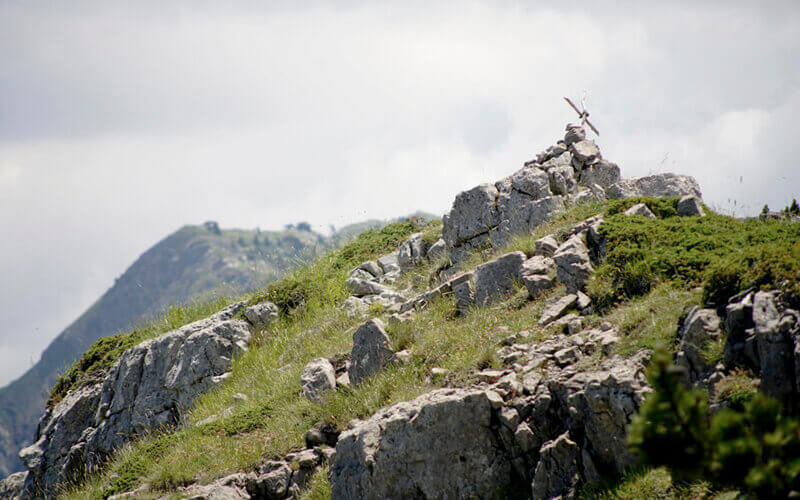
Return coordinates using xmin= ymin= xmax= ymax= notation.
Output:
xmin=1 ymin=1 xmax=798 ymax=387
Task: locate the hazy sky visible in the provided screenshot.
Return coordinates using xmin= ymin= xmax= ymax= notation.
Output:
xmin=1 ymin=1 xmax=798 ymax=386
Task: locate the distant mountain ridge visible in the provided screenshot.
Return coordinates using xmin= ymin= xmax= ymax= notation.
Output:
xmin=0 ymin=222 xmax=329 ymax=476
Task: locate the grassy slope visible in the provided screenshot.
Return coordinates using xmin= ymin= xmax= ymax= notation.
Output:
xmin=61 ymin=199 xmax=799 ymax=499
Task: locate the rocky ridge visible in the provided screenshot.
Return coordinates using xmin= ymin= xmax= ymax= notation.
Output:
xmin=5 ymin=123 xmax=787 ymax=500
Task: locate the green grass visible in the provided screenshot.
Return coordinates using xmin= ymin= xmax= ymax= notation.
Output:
xmin=58 ymin=197 xmax=800 ymax=498
xmin=583 ymin=466 xmax=735 ymax=500
xmin=48 ymin=296 xmax=234 ymax=409
xmin=589 ymin=197 xmax=800 ymax=309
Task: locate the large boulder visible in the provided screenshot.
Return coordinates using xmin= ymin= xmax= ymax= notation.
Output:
xmin=349 ymin=319 xmax=396 ymax=385
xmin=606 ymin=173 xmax=701 ymax=199
xmin=677 ymin=195 xmax=705 ymax=217
xmin=300 ymin=358 xmax=336 ymax=403
xmin=20 ymin=303 xmax=252 ymax=497
xmin=330 ymin=389 xmax=515 ymax=499
xmin=442 ymin=184 xmax=501 ymax=248
xmin=570 ymin=140 xmax=600 ymax=165
xmin=549 ymin=166 xmax=578 ymax=195
xmin=473 ymin=252 xmax=526 ymax=305
xmin=553 ymin=234 xmax=594 ymax=293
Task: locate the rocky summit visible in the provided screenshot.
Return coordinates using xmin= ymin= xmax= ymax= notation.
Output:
xmin=2 ymin=123 xmax=799 ymax=500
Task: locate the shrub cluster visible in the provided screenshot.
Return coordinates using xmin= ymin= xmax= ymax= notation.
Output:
xmin=629 ymin=351 xmax=800 ymax=498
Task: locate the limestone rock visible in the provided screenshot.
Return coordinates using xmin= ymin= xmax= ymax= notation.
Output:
xmin=451 ymin=272 xmax=475 ymax=314
xmin=677 ymin=195 xmax=706 ymax=217
xmin=20 ymin=303 xmax=252 ymax=497
xmin=442 ymin=184 xmax=501 ymax=248
xmin=344 ymin=278 xmax=392 ymax=297
xmin=0 ymin=471 xmax=26 ymax=500
xmin=521 ymin=255 xmax=556 ymax=299
xmin=534 ymin=235 xmax=559 ymax=257
xmin=511 ymin=167 xmax=552 ymax=198
xmin=398 ymin=233 xmax=427 ymax=270
xmin=247 ymin=462 xmax=292 ymax=499
xmin=182 ymin=473 xmax=252 ymax=499
xmin=426 ymin=238 xmax=447 ymax=263
xmin=330 ymin=389 xmax=515 ymax=499
xmin=244 ymin=301 xmax=279 ymax=328
xmin=301 ymin=358 xmax=336 ymax=403
xmin=473 ymin=252 xmax=526 ymax=305
xmin=539 ymin=294 xmax=578 ymax=326
xmin=549 ymin=166 xmax=578 ymax=195
xmin=377 ymin=251 xmax=401 ymax=274
xmin=607 ymin=173 xmax=701 ymax=199
xmin=531 ymin=432 xmax=580 ymax=500
xmin=753 ymin=292 xmax=798 ymax=408
xmin=570 ymin=140 xmax=600 ymax=164
xmin=624 ymin=203 xmax=656 ymax=219
xmin=553 ymin=234 xmax=594 ymax=293
xmin=675 ymin=307 xmax=723 ymax=381
xmin=564 ymin=124 xmax=586 ymax=146
xmin=578 ymin=160 xmax=620 ymax=189
xmin=349 ymin=319 xmax=396 ymax=385
xmin=357 ymin=261 xmax=383 ymax=278
xmin=541 ymin=151 xmax=573 ymax=170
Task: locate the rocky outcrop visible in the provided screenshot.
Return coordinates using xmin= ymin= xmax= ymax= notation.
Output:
xmin=676 ymin=307 xmax=724 ymax=381
xmin=18 ymin=302 xmax=252 ymax=498
xmin=606 ymin=173 xmax=701 ymax=200
xmin=553 ymin=234 xmax=594 ymax=294
xmin=330 ymin=389 xmax=518 ymax=499
xmin=442 ymin=125 xmax=615 ymax=262
xmin=0 ymin=471 xmax=26 ymax=500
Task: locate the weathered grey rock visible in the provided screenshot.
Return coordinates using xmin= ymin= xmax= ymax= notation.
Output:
xmin=753 ymin=292 xmax=798 ymax=408
xmin=342 ymin=296 xmax=368 ymax=317
xmin=348 ymin=268 xmax=374 ymax=281
xmin=244 ymin=301 xmax=279 ymax=328
xmin=473 ymin=252 xmax=526 ymax=305
xmin=330 ymin=389 xmax=515 ymax=499
xmin=451 ymin=272 xmax=475 ymax=314
xmin=349 ymin=319 xmax=396 ymax=385
xmin=541 ymin=151 xmax=573 ymax=170
xmin=624 ymin=203 xmax=657 ymax=219
xmin=357 ymin=261 xmax=383 ymax=278
xmin=534 ymin=235 xmax=559 ymax=257
xmin=183 ymin=472 xmax=252 ymax=500
xmin=677 ymin=195 xmax=706 ymax=217
xmin=398 ymin=233 xmax=427 ymax=270
xmin=553 ymin=234 xmax=594 ymax=293
xmin=511 ymin=167 xmax=552 ymax=198
xmin=377 ymin=251 xmax=401 ymax=274
xmin=531 ymin=432 xmax=580 ymax=500
xmin=301 ymin=358 xmax=336 ymax=403
xmin=675 ymin=307 xmax=723 ymax=381
xmin=442 ymin=184 xmax=501 ymax=248
xmin=247 ymin=462 xmax=292 ymax=499
xmin=20 ymin=303 xmax=252 ymax=497
xmin=426 ymin=238 xmax=447 ymax=262
xmin=539 ymin=294 xmax=578 ymax=326
xmin=549 ymin=166 xmax=578 ymax=195
xmin=607 ymin=173 xmax=702 ymax=199
xmin=570 ymin=140 xmax=600 ymax=164
xmin=578 ymin=160 xmax=620 ymax=189
xmin=564 ymin=124 xmax=586 ymax=146
xmin=527 ymin=195 xmax=566 ymax=230
xmin=521 ymin=256 xmax=556 ymax=299
xmin=723 ymin=293 xmax=757 ymax=369
xmin=0 ymin=471 xmax=26 ymax=500
xmin=344 ymin=278 xmax=392 ymax=297
xmin=576 ymin=291 xmax=592 ymax=311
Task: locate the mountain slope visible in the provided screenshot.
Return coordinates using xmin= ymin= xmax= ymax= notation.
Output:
xmin=0 ymin=223 xmax=324 ymax=476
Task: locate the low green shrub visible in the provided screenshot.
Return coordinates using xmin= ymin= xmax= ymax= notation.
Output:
xmin=630 ymin=350 xmax=800 ymax=498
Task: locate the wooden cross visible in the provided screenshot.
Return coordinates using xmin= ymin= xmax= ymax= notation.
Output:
xmin=563 ymin=96 xmax=599 ymax=136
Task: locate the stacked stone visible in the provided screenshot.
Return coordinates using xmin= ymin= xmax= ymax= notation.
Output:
xmin=443 ymin=124 xmax=620 ymax=263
